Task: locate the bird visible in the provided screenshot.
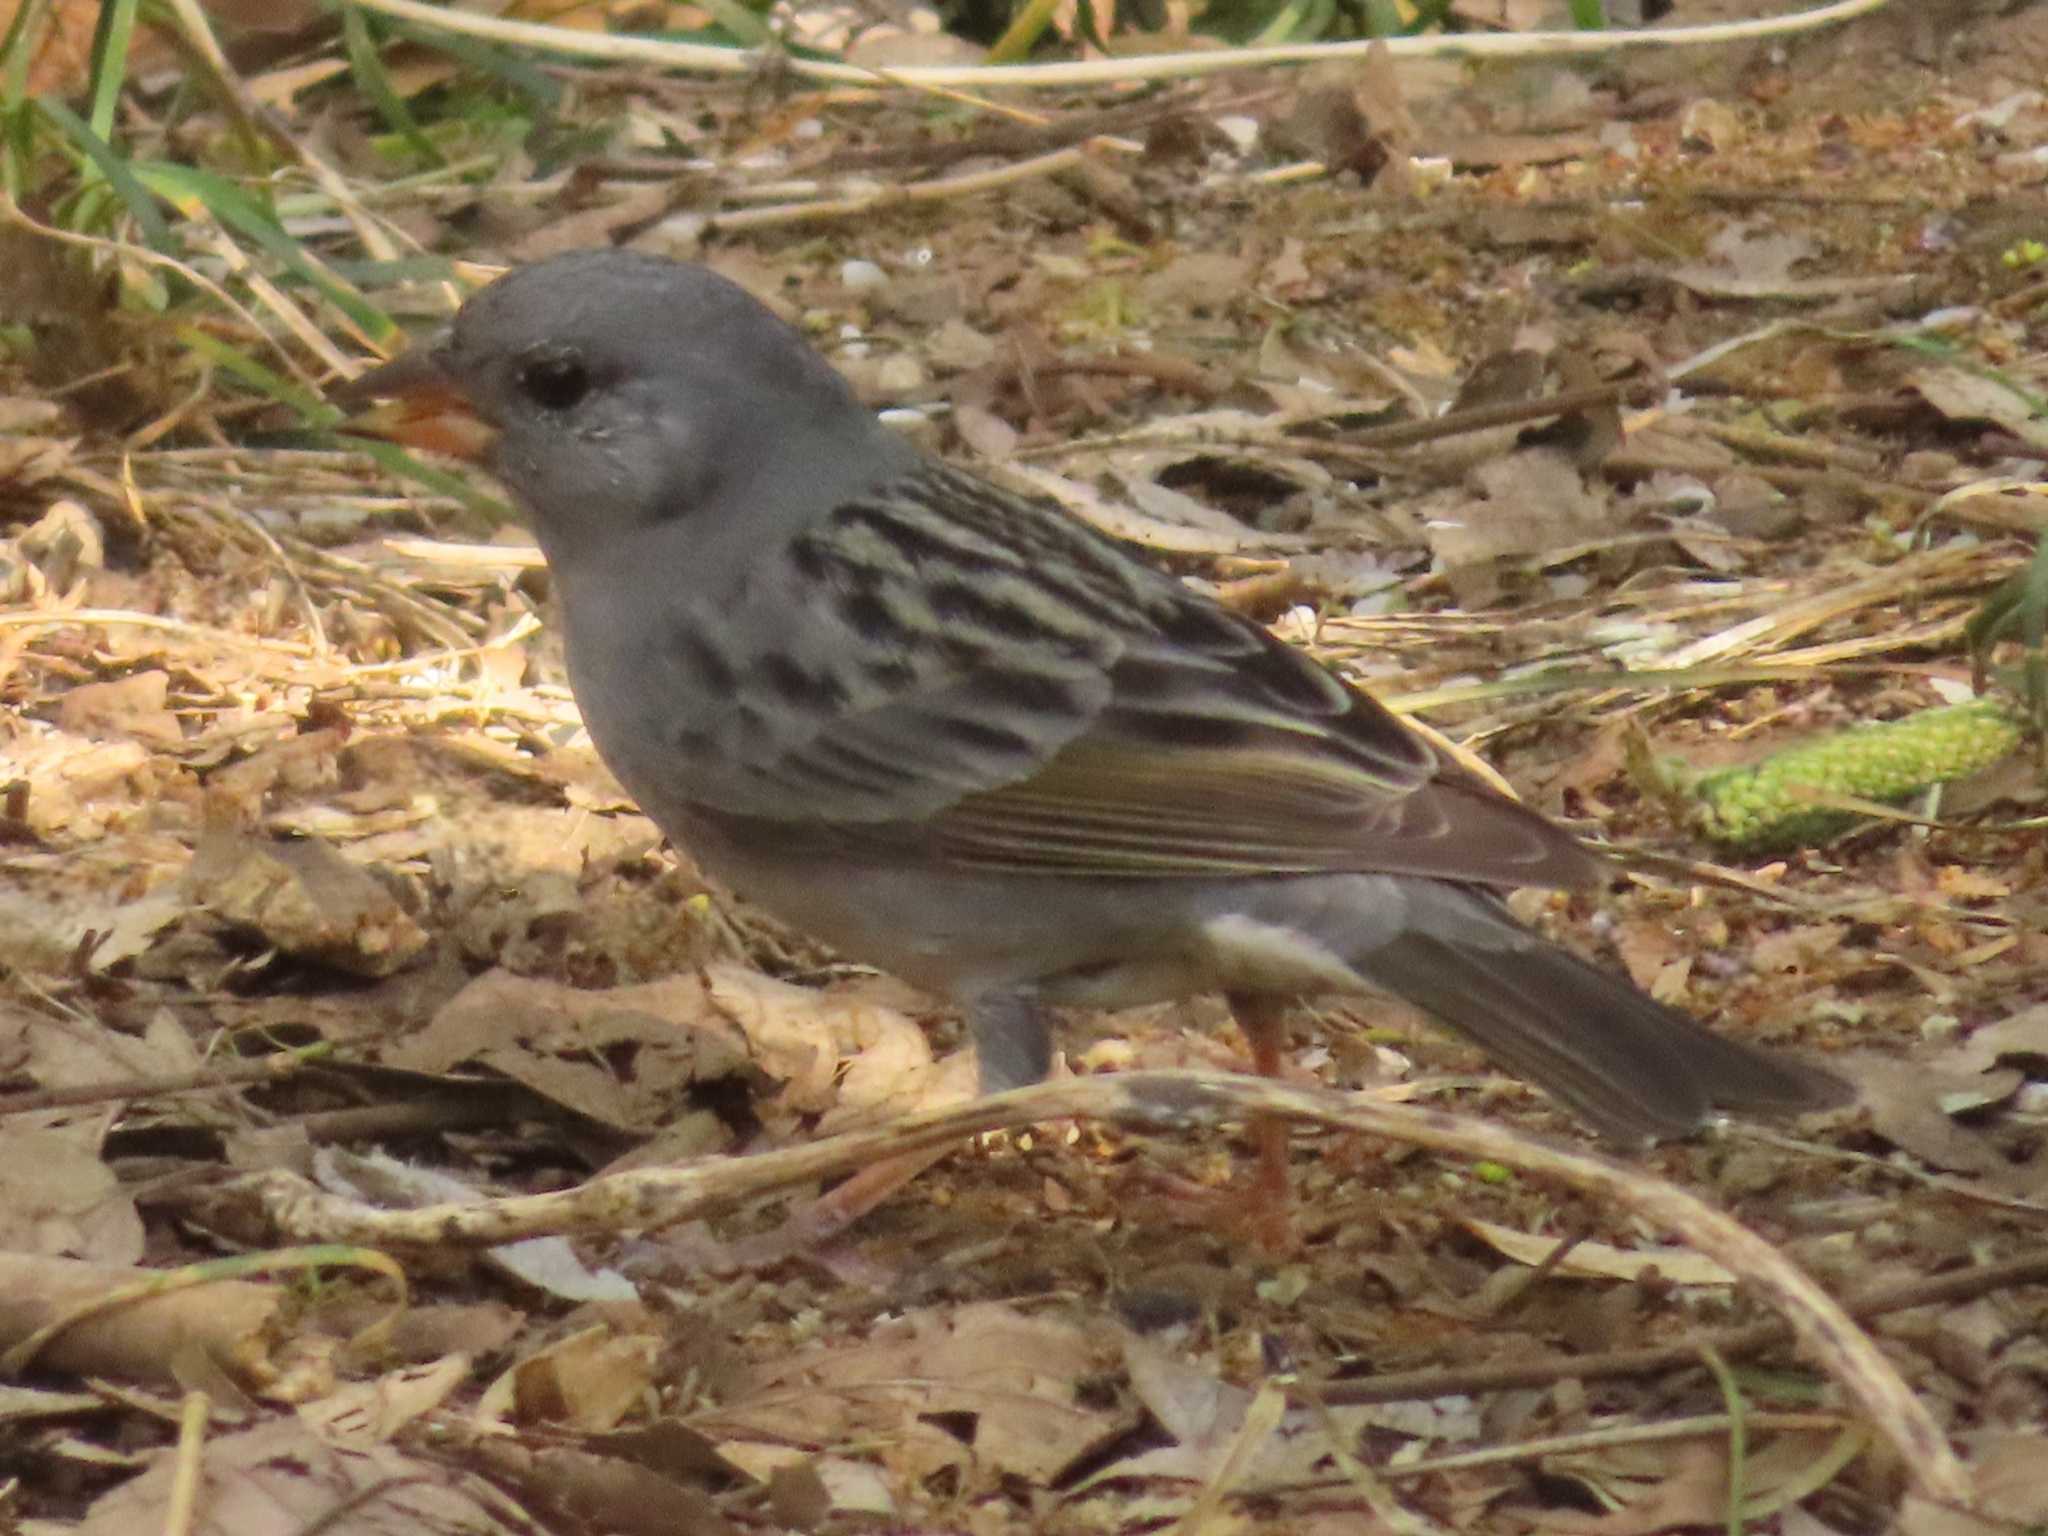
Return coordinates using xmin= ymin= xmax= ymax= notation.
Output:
xmin=339 ymin=248 xmax=1845 ymax=1227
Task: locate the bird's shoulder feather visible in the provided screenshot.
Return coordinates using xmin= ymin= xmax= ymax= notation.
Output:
xmin=669 ymin=460 xmax=1598 ymax=889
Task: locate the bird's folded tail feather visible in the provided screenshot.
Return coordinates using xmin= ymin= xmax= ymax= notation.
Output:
xmin=1355 ymin=894 xmax=1849 ymax=1141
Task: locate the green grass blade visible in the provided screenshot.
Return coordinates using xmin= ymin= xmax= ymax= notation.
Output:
xmin=384 ymin=19 xmax=562 ymax=112
xmin=36 ymin=98 xmax=174 ymax=249
xmin=679 ymin=0 xmax=771 ymax=48
xmin=86 ymin=0 xmax=141 ymax=139
xmin=322 ymin=255 xmax=464 ymax=286
xmin=987 ymin=0 xmax=1063 ymax=63
xmin=345 ymin=436 xmax=513 ymax=521
xmin=177 ymin=324 xmax=331 ymax=417
xmin=1965 ymin=538 xmax=2048 ymax=718
xmin=340 ymin=3 xmax=442 ymax=167
xmin=2 ymin=0 xmax=47 ymax=108
xmin=135 ymin=160 xmax=393 ymax=339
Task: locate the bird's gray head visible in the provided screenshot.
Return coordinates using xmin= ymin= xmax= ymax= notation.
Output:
xmin=345 ymin=249 xmax=903 ymax=562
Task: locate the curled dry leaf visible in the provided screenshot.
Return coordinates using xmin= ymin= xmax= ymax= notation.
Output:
xmin=76 ymin=1418 xmax=515 ymax=1536
xmin=390 ymin=970 xmax=754 ymax=1132
xmin=480 ymin=1322 xmax=662 ymax=1434
xmin=693 ymin=1302 xmax=1122 ymax=1488
xmin=184 ymin=831 xmax=430 ymax=979
xmin=1462 ymin=1217 xmax=1738 ymax=1286
xmin=0 ymin=1124 xmax=143 ymax=1265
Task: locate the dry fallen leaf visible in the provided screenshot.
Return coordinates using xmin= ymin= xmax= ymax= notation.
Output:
xmin=1461 ymin=1217 xmax=1738 ymax=1287
xmin=696 ymin=1302 xmax=1123 ymax=1488
xmin=0 ymin=1122 xmax=144 ymax=1265
xmin=76 ymin=1417 xmax=515 ymax=1536
xmin=184 ymin=831 xmax=430 ymax=979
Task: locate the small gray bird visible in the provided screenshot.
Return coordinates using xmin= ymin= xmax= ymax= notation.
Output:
xmin=343 ymin=248 xmax=1842 ymax=1176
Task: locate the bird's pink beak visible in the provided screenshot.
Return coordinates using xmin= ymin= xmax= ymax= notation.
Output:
xmin=336 ymin=343 xmax=497 ymax=463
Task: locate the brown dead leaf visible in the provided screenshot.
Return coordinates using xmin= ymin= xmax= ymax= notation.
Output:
xmin=487 ymin=1323 xmax=662 ymax=1433
xmin=511 ymin=182 xmax=688 ymax=264
xmin=1679 ymin=98 xmax=1745 ymax=153
xmin=1137 ymin=252 xmax=1255 ymax=312
xmin=377 ymin=1303 xmax=525 ymax=1367
xmin=16 ymin=498 xmax=105 ymax=592
xmin=1461 ymin=1218 xmax=1736 ymax=1287
xmin=301 ymin=1355 xmax=473 ymax=1444
xmin=1750 ymin=922 xmax=1849 ymax=973
xmin=1909 ymin=366 xmax=2048 ymax=452
xmin=204 ymin=726 xmax=348 ymax=822
xmin=1960 ymin=1431 xmax=2048 ymax=1524
xmin=0 ymin=1122 xmax=143 ymax=1264
xmin=185 ymin=830 xmax=430 ymax=979
xmin=393 ymin=970 xmax=747 ymax=1128
xmin=466 ymin=1435 xmax=737 ymax=1536
xmin=0 ymin=1253 xmax=290 ymax=1394
xmin=1546 ymin=1428 xmax=1860 ymax=1534
xmin=1097 ymin=1331 xmax=1479 ymax=1491
xmin=1535 ymin=1440 xmax=1734 ymax=1534
xmin=79 ymin=885 xmax=187 ymax=972
xmin=57 ymin=670 xmax=183 ymax=748
xmin=1688 ymin=222 xmax=1817 ymax=285
xmin=76 ymin=1418 xmax=515 ymax=1536
xmin=1943 ymin=1005 xmax=2048 ymax=1074
xmin=1832 ymin=1051 xmax=2026 ymax=1187
xmin=697 ymin=1302 xmax=1122 ymax=1487
xmin=1425 ymin=448 xmax=1615 ymax=601
xmin=8 ymin=1000 xmax=203 ymax=1095
xmin=0 ymin=719 xmax=156 ymax=840
xmin=1900 ymin=1431 xmax=2048 ymax=1536
xmin=1610 ymin=917 xmax=1680 ymax=991
xmin=705 ymin=967 xmax=945 ymax=1122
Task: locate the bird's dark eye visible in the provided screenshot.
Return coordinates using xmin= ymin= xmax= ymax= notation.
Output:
xmin=516 ymin=352 xmax=593 ymax=412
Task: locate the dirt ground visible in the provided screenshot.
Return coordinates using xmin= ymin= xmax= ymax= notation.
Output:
xmin=3 ymin=2 xmax=2048 ymax=1532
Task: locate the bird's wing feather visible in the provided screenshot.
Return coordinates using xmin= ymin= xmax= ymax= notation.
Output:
xmin=679 ymin=463 xmax=1598 ymax=889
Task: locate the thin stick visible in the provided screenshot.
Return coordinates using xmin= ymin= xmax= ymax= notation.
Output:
xmin=341 ymin=0 xmax=1893 ymax=90
xmin=250 ymin=1067 xmax=1966 ymax=1502
xmin=700 ymin=144 xmax=1094 ymax=234
xmin=159 ymin=1391 xmax=210 ymax=1536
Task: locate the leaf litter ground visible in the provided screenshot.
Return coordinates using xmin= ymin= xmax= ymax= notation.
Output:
xmin=3 ymin=4 xmax=2048 ymax=1532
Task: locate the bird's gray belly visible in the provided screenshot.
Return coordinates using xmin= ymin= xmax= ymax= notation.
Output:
xmin=561 ymin=618 xmax=1428 ymax=1007
xmin=678 ymin=815 xmax=1413 ymax=1008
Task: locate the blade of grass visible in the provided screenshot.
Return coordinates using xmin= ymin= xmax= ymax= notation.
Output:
xmin=181 ymin=333 xmax=506 ymax=519
xmin=384 ymin=19 xmax=561 ymax=114
xmin=86 ymin=0 xmax=142 ymax=140
xmin=321 ymin=255 xmax=464 ymax=286
xmin=135 ymin=160 xmax=394 ymax=341
xmin=1966 ymin=537 xmax=2048 ymax=719
xmin=681 ymin=0 xmax=771 ymax=49
xmin=347 ymin=436 xmax=512 ymax=521
xmin=0 ymin=0 xmax=37 ymax=201
xmin=1361 ymin=0 xmax=1403 ymax=32
xmin=0 ymin=0 xmax=45 ymax=107
xmin=1376 ymin=661 xmax=1927 ymax=715
xmin=986 ymin=0 xmax=1064 ymax=64
xmin=35 ymin=99 xmax=174 ymax=250
xmin=1251 ymin=0 xmax=1334 ymax=48
xmin=177 ymin=325 xmax=330 ymax=417
xmin=0 ymin=195 xmax=318 ymax=379
xmin=152 ymin=0 xmax=406 ymax=269
xmin=340 ymin=4 xmax=441 ymax=167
